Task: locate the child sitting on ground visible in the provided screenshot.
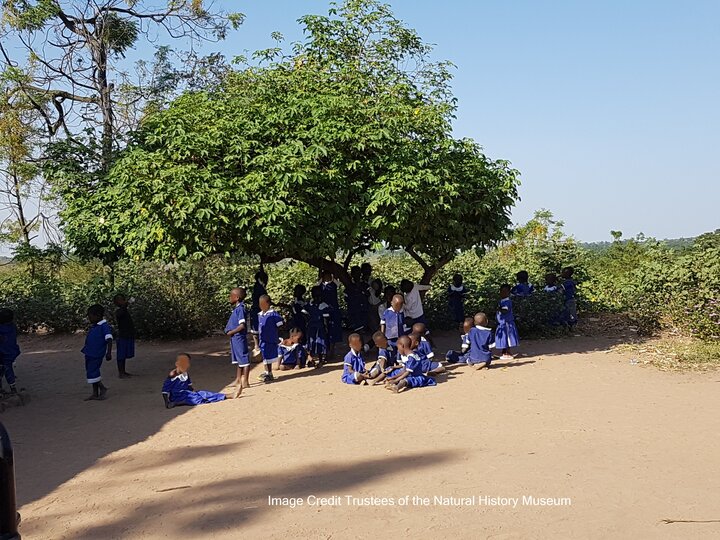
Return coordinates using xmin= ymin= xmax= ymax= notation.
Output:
xmin=367 ymin=331 xmax=398 ymax=385
xmin=466 ymin=312 xmax=494 ymax=369
xmin=385 ymin=335 xmax=436 ymax=393
xmin=445 ymin=317 xmax=474 ymax=364
xmin=495 ymin=285 xmax=520 ymax=361
xmin=162 ymin=353 xmax=226 ymax=408
xmin=0 ymin=308 xmax=21 ymax=395
xmin=277 ymin=328 xmax=307 ymax=371
xmin=410 ymin=332 xmax=445 ymax=376
xmin=341 ymin=333 xmax=370 ymax=385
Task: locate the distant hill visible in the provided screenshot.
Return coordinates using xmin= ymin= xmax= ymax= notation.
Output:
xmin=581 ymin=237 xmax=696 ymax=252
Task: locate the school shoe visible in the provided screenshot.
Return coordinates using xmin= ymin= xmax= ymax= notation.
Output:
xmin=264 ymin=373 xmax=275 ymax=383
xmin=162 ymin=392 xmax=175 ymax=409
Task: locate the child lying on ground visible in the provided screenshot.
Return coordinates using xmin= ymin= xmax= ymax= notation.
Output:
xmin=162 ymin=354 xmax=226 ymax=408
xmin=385 ymin=335 xmax=436 ymax=393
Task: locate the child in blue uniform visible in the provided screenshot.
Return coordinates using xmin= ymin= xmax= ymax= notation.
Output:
xmin=249 ymin=270 xmax=268 ymax=355
xmin=409 ymin=332 xmax=445 ymax=376
xmin=380 ymin=294 xmax=408 ymax=347
xmin=113 ymin=294 xmax=135 ymax=378
xmin=303 ymin=285 xmax=330 ymax=368
xmin=495 ymin=285 xmax=520 ymax=361
xmin=320 ymin=270 xmax=343 ymax=359
xmin=162 ymin=353 xmax=226 ymax=408
xmin=82 ymin=304 xmax=113 ymax=401
xmin=445 ymin=317 xmax=474 ymax=364
xmin=290 ymin=285 xmax=308 ymax=337
xmin=467 ymin=312 xmax=494 ymax=369
xmin=277 ymin=328 xmax=306 ymax=370
xmin=561 ymin=267 xmax=578 ymax=327
xmin=367 ymin=331 xmax=398 ymax=384
xmin=385 ymin=336 xmax=436 ymax=393
xmin=258 ymin=294 xmax=283 ymax=383
xmin=345 ymin=266 xmax=369 ymax=334
xmin=341 ymin=333 xmax=370 ymax=385
xmin=511 ymin=270 xmax=534 ymax=297
xmin=0 ymin=309 xmax=21 ymax=395
xmin=226 ymin=287 xmax=249 ymax=398
xmin=447 ymin=273 xmax=468 ymax=326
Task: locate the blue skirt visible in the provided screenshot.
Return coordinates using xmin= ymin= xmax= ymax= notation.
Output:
xmin=307 ymin=328 xmax=327 ymax=356
xmin=173 ymin=390 xmax=226 ymax=406
xmin=494 ymin=322 xmax=520 ymax=349
xmin=406 ymin=375 xmax=437 ymax=388
xmin=85 ymin=355 xmax=103 ymax=383
xmin=327 ymin=309 xmax=343 ymax=343
xmin=420 ymin=358 xmax=441 ymax=373
xmin=260 ymin=342 xmax=279 ymax=364
xmin=116 ymin=337 xmax=135 ymax=361
xmin=230 ymin=337 xmax=249 ymax=367
xmin=445 ymin=350 xmax=469 ymax=364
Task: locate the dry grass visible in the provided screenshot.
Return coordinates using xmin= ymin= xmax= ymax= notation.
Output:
xmin=613 ymin=334 xmax=720 ymax=371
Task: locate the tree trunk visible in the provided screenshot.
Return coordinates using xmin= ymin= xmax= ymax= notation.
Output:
xmin=10 ymin=169 xmax=31 ymax=244
xmin=302 ymin=256 xmax=352 ymax=288
xmin=92 ymin=33 xmax=113 ymax=169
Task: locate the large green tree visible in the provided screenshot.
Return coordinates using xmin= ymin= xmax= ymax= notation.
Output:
xmin=56 ymin=0 xmax=520 ymax=283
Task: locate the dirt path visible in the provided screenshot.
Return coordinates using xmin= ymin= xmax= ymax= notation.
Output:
xmin=1 ymin=333 xmax=719 ymax=539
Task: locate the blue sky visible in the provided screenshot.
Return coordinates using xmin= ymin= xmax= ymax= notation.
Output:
xmin=193 ymin=0 xmax=718 ymax=242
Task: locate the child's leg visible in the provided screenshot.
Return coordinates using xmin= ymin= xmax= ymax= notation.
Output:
xmin=388 ymin=379 xmax=409 ymax=393
xmin=2 ymin=361 xmax=17 ymax=391
xmin=429 ymin=364 xmax=446 ymax=375
xmin=234 ymin=366 xmax=243 ymax=386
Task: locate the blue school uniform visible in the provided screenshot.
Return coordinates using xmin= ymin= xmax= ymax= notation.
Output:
xmin=225 ymin=301 xmax=249 ymax=367
xmin=162 ymin=372 xmax=225 ymax=406
xmin=511 ymin=283 xmax=534 ymax=297
xmin=341 ymin=349 xmax=366 ymax=384
xmin=345 ymin=282 xmax=369 ymax=332
xmin=0 ymin=323 xmax=21 ymax=387
xmin=562 ymin=279 xmax=578 ymax=325
xmin=445 ymin=332 xmax=471 ymax=364
xmin=467 ymin=325 xmax=493 ymax=365
xmin=321 ymin=280 xmax=343 ymax=343
xmin=417 ymin=337 xmax=441 ymax=373
xmin=303 ymin=302 xmax=330 ymax=356
xmin=115 ymin=305 xmax=135 ymax=363
xmin=381 ymin=307 xmax=408 ymax=345
xmin=82 ymin=319 xmax=113 ymax=383
xmin=369 ymin=344 xmax=397 ymax=377
xmin=447 ymin=284 xmax=467 ymax=323
xmin=258 ymin=309 xmax=283 ymax=364
xmin=279 ymin=340 xmax=306 ymax=368
xmin=249 ymin=281 xmax=267 ymax=334
xmin=291 ymin=299 xmax=307 ymax=336
xmin=494 ymin=298 xmax=520 ymax=349
xmin=401 ymin=353 xmax=437 ymax=388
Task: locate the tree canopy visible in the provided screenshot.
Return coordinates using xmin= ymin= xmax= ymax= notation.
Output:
xmin=55 ymin=0 xmax=520 ymax=282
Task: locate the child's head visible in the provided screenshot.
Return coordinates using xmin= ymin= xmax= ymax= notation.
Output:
xmin=412 ymin=322 xmax=426 ymax=336
xmin=463 ymin=317 xmax=474 ymax=334
xmin=516 ymin=270 xmax=529 ymax=284
xmin=321 ymin=269 xmax=333 ymax=283
xmin=87 ymin=304 xmax=105 ymax=324
xmin=545 ymin=273 xmax=557 ymax=286
xmin=259 ymin=294 xmax=271 ymax=312
xmin=370 ymin=278 xmax=383 ymax=293
xmin=310 ymin=285 xmax=323 ymax=303
xmin=499 ymin=284 xmax=511 ymax=298
xmin=293 ymin=284 xmax=307 ymax=299
xmin=383 ymin=285 xmax=396 ymax=302
xmin=452 ymin=273 xmax=463 ymax=286
xmin=474 ymin=312 xmax=489 ymax=327
xmin=372 ymin=330 xmax=388 ymax=349
xmin=391 ymin=294 xmax=405 ymax=311
xmin=113 ymin=294 xmax=128 ymax=307
xmin=289 ymin=327 xmax=303 ymax=344
xmin=255 ymin=270 xmax=268 ymax=286
xmin=361 ymin=262 xmax=372 ymax=280
xmin=409 ymin=332 xmax=420 ymax=350
xmin=175 ymin=353 xmax=191 ymax=373
xmin=348 ymin=332 xmax=362 ymax=352
xmin=400 ymin=279 xmax=413 ymax=293
xmin=350 ymin=265 xmax=362 ymax=282
xmin=561 ymin=266 xmax=574 ymax=279
xmin=396 ymin=335 xmax=412 ymax=356
xmin=229 ymin=287 xmax=246 ymax=304
xmin=0 ymin=308 xmax=14 ymax=325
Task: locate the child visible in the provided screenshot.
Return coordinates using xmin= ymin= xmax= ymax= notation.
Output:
xmin=290 ymin=284 xmax=308 ymax=338
xmin=445 ymin=317 xmax=474 ymax=364
xmin=367 ymin=278 xmax=384 ymax=332
xmin=360 ymin=262 xmax=373 ymax=285
xmin=447 ymin=273 xmax=468 ymax=325
xmin=81 ymin=304 xmax=112 ymax=401
xmin=320 ymin=270 xmax=343 ymax=359
xmin=113 ymin=294 xmax=135 ymax=378
xmin=345 ymin=266 xmax=369 ymax=334
xmin=225 ymin=287 xmax=249 ymax=398
xmin=543 ymin=273 xmax=559 ymax=292
xmin=367 ymin=331 xmax=398 ymax=384
xmin=0 ymin=308 xmax=21 ymax=395
xmin=257 ymin=294 xmax=283 ymax=383
xmin=377 ymin=284 xmax=396 ymax=324
xmin=400 ymin=279 xmax=431 ymax=327
xmin=495 ymin=285 xmax=520 ymax=361
xmin=303 ymin=285 xmax=330 ymax=368
xmin=341 ymin=333 xmax=370 ymax=385
xmin=380 ymin=294 xmax=408 ymax=347
xmin=466 ymin=313 xmax=494 ymax=369
xmin=277 ymin=328 xmax=307 ymax=371
xmin=511 ymin=270 xmax=534 ymax=297
xmin=412 ymin=322 xmax=434 ymax=360
xmin=162 ymin=353 xmax=226 ymax=408
xmin=410 ymin=332 xmax=445 ymax=376
xmin=561 ymin=267 xmax=578 ymax=327
xmin=249 ymin=270 xmax=269 ymax=355
xmin=385 ymin=335 xmax=436 ymax=393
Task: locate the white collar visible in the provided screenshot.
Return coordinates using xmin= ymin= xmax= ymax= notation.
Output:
xmin=450 ymin=284 xmax=464 ymax=291
xmin=400 ymin=352 xmax=419 ymax=362
xmin=475 ymin=325 xmax=491 ymax=331
xmin=171 ymin=372 xmax=189 ymax=382
xmin=260 ymin=308 xmax=275 ymax=315
xmin=349 ymin=348 xmax=362 ymax=356
xmin=97 ymin=319 xmax=107 ymax=326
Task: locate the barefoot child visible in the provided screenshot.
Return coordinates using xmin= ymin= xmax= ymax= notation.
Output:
xmin=400 ymin=279 xmax=431 ymax=328
xmin=225 ymin=287 xmax=249 ymax=398
xmin=82 ymin=304 xmax=112 ymax=401
xmin=113 ymin=294 xmax=135 ymax=378
xmin=385 ymin=336 xmax=436 ymax=393
xmin=445 ymin=317 xmax=473 ymax=364
xmin=341 ymin=333 xmax=370 ymax=385
xmin=303 ymin=286 xmax=330 ymax=368
xmin=0 ymin=308 xmax=20 ymax=395
xmin=380 ymin=294 xmax=408 ymax=347
xmin=249 ymin=270 xmax=269 ymax=355
xmin=495 ymin=286 xmax=520 ymax=361
xmin=467 ymin=313 xmax=494 ymax=369
xmin=258 ymin=295 xmax=283 ymax=383
xmin=447 ymin=273 xmax=468 ymax=326
xmin=162 ymin=353 xmax=226 ymax=408
xmin=561 ymin=266 xmax=578 ymax=327
xmin=410 ymin=332 xmax=445 ymax=376
xmin=277 ymin=328 xmax=306 ymax=371
xmin=320 ymin=270 xmax=343 ymax=359
xmin=367 ymin=331 xmax=398 ymax=384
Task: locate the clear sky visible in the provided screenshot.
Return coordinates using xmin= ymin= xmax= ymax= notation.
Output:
xmin=192 ymin=0 xmax=719 ymax=242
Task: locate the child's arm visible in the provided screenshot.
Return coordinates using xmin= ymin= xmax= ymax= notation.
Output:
xmin=227 ymin=320 xmax=246 ymax=337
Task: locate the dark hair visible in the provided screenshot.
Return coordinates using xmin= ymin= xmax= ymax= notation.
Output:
xmin=516 ymin=270 xmax=529 ymax=283
xmin=563 ymin=266 xmax=575 ymax=277
xmin=361 ymin=262 xmax=372 ymax=273
xmin=311 ymin=285 xmax=323 ymax=300
xmin=453 ymin=273 xmax=462 ymax=281
xmin=113 ymin=293 xmax=126 ymax=303
xmin=259 ymin=294 xmax=271 ymax=304
xmin=383 ymin=285 xmax=396 ymax=296
xmin=400 ymin=279 xmax=413 ymax=292
xmin=370 ymin=278 xmax=383 ymax=291
xmin=0 ymin=308 xmax=14 ymax=324
xmin=87 ymin=304 xmax=105 ymax=318
xmin=255 ymin=271 xmax=268 ymax=283
xmin=178 ymin=353 xmax=192 ymax=361
xmin=500 ymin=284 xmax=511 ymax=293
xmin=293 ymin=284 xmax=307 ymax=297
xmin=289 ymin=327 xmax=303 ymax=336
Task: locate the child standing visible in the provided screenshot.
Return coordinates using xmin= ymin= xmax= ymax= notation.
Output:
xmin=341 ymin=333 xmax=370 ymax=385
xmin=511 ymin=270 xmax=534 ymax=297
xmin=0 ymin=308 xmax=21 ymax=395
xmin=303 ymin=285 xmax=330 ymax=368
xmin=495 ymin=285 xmax=520 ymax=361
xmin=257 ymin=294 xmax=283 ymax=383
xmin=380 ymin=294 xmax=408 ymax=347
xmin=113 ymin=294 xmax=135 ymax=378
xmin=561 ymin=267 xmax=578 ymax=327
xmin=320 ymin=270 xmax=343 ymax=359
xmin=544 ymin=273 xmax=559 ymax=292
xmin=345 ymin=266 xmax=369 ymax=334
xmin=225 ymin=287 xmax=249 ymax=398
xmin=445 ymin=317 xmax=474 ymax=364
xmin=82 ymin=304 xmax=113 ymax=401
xmin=277 ymin=328 xmax=306 ymax=371
xmin=367 ymin=278 xmax=384 ymax=332
xmin=290 ymin=285 xmax=308 ymax=338
xmin=400 ymin=279 xmax=431 ymax=327
xmin=447 ymin=273 xmax=468 ymax=326
xmin=249 ymin=270 xmax=269 ymax=356
xmin=162 ymin=353 xmax=226 ymax=408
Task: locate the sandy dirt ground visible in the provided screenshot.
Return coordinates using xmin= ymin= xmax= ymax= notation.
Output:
xmin=1 ymin=332 xmax=719 ymax=540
